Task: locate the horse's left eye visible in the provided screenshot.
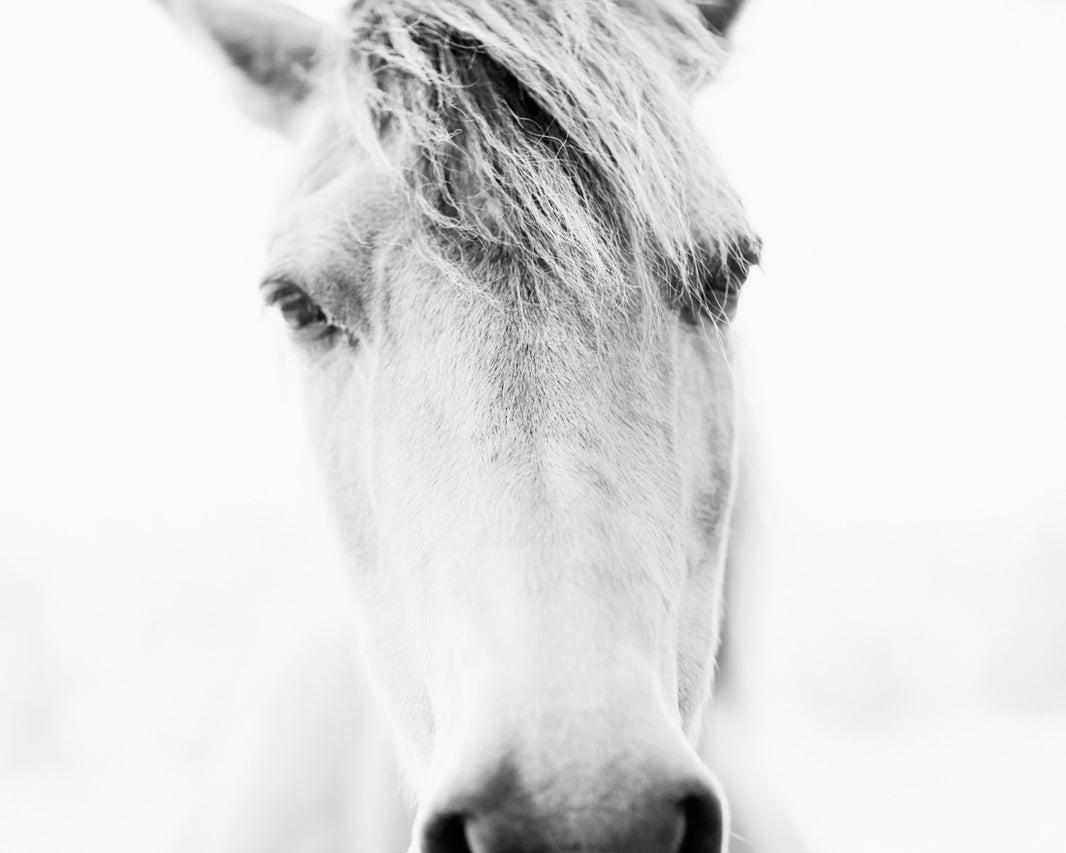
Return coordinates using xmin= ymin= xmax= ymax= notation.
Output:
xmin=261 ymin=279 xmax=337 ymax=344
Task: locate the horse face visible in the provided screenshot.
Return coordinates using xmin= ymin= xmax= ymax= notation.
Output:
xmin=162 ymin=2 xmax=753 ymax=850
xmin=278 ymin=138 xmax=736 ymax=850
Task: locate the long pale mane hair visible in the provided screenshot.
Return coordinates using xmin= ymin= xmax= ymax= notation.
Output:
xmin=330 ymin=0 xmax=758 ymax=324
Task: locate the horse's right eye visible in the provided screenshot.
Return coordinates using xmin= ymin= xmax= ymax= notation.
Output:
xmin=260 ymin=278 xmax=339 ymax=345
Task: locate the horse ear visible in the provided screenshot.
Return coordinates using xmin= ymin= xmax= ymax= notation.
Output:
xmin=157 ymin=0 xmax=331 ymax=132
xmin=692 ymin=1 xmax=749 ymax=37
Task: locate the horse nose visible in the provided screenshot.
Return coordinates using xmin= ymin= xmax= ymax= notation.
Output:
xmin=420 ymin=768 xmax=725 ymax=853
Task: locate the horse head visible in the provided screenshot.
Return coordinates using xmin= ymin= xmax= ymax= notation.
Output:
xmin=159 ymin=2 xmax=758 ymax=850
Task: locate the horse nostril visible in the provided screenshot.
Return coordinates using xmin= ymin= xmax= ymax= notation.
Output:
xmin=678 ymin=789 xmax=726 ymax=853
xmin=423 ymin=812 xmax=473 ymax=853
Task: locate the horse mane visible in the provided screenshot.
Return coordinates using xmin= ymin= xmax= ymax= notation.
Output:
xmin=341 ymin=0 xmax=759 ymax=323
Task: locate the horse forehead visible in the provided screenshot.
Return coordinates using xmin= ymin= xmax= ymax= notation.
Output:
xmin=418 ymin=304 xmax=677 ymax=457
xmin=271 ymin=117 xmax=680 ymax=381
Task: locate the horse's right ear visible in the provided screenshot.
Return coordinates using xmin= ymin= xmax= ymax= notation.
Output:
xmin=156 ymin=0 xmax=332 ymax=132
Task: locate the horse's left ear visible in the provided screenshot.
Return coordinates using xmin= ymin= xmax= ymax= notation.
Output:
xmin=157 ymin=0 xmax=331 ymax=132
xmin=692 ymin=1 xmax=750 ymax=37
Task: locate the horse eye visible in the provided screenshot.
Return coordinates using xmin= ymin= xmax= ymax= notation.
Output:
xmin=260 ymin=279 xmax=338 ymax=344
xmin=679 ymin=237 xmax=760 ymax=326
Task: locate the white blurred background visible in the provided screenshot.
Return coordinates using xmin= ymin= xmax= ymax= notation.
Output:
xmin=1 ymin=1 xmax=1064 ymax=851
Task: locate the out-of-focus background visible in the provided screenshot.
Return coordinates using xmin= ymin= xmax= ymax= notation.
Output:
xmin=1 ymin=1 xmax=1064 ymax=851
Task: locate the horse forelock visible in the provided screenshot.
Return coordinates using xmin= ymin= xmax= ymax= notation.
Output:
xmin=331 ymin=0 xmax=759 ymax=326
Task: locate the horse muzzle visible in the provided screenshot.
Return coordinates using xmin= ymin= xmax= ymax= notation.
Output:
xmin=417 ymin=747 xmax=726 ymax=853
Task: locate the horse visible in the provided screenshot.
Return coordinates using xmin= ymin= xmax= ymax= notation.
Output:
xmin=156 ymin=2 xmax=761 ymax=851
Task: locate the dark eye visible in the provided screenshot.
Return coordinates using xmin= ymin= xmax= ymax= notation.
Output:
xmin=260 ymin=278 xmax=338 ymax=344
xmin=678 ymin=237 xmax=761 ymax=326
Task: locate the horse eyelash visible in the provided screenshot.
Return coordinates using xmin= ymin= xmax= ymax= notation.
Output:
xmin=260 ymin=277 xmax=346 ymax=345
